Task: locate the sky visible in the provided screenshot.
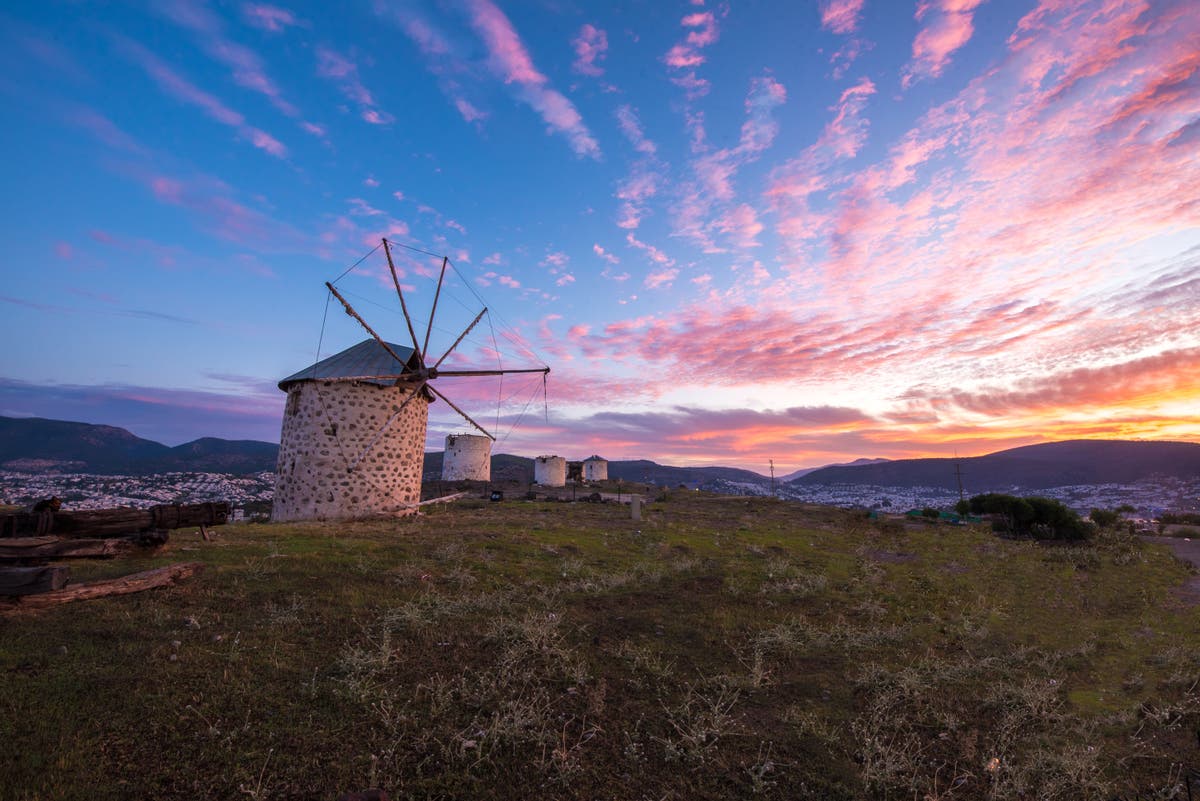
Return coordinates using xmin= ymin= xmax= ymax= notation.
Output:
xmin=0 ymin=0 xmax=1197 ymax=473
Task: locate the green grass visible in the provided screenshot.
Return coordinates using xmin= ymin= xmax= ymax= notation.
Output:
xmin=2 ymin=496 xmax=1198 ymax=800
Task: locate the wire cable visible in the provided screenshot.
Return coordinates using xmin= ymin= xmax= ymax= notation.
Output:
xmin=331 ymin=242 xmax=383 ymax=285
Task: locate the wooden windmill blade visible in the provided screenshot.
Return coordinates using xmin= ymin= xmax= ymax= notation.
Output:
xmin=274 ymin=239 xmax=553 ymax=521
xmin=382 ymin=238 xmax=425 ymax=358
xmin=325 ymin=282 xmax=415 ymax=372
xmin=427 ymin=384 xmax=496 ymax=441
xmin=431 ymin=307 xmax=487 ymax=371
xmin=423 ymin=256 xmax=448 ymax=360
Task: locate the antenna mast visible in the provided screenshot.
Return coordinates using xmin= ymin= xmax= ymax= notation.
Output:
xmin=954 ymin=452 xmax=965 ymax=503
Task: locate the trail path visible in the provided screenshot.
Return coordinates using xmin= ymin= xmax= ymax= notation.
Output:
xmin=1143 ymin=536 xmax=1200 ymax=604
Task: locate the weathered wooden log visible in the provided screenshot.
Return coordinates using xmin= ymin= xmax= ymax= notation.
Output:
xmin=0 ymin=565 xmax=71 ymax=596
xmin=0 ymin=562 xmax=203 ymax=611
xmin=0 ymin=502 xmax=229 ymax=539
xmin=0 ymin=536 xmax=137 ymax=560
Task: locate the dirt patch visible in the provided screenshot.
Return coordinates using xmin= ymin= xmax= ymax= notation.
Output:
xmin=1142 ymin=536 xmax=1200 ymax=605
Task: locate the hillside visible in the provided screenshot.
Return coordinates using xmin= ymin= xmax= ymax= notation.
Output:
xmin=791 ymin=439 xmax=1200 ymax=490
xmin=606 ymin=459 xmax=766 ymax=487
xmin=1 ymin=496 xmax=1195 ymax=798
xmin=0 ymin=416 xmax=279 ymax=475
xmin=421 ymin=455 xmax=767 ymax=488
xmin=778 ymin=457 xmax=889 ymax=483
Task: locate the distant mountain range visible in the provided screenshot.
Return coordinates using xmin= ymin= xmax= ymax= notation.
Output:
xmin=777 ymin=458 xmax=890 ymax=483
xmin=789 ymin=440 xmax=1200 ymax=490
xmin=2 ymin=416 xmax=1197 ymax=491
xmin=0 ymin=416 xmax=279 ymax=475
xmin=420 ymin=454 xmax=768 ymax=487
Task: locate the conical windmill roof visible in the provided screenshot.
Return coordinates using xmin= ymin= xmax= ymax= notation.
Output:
xmin=278 ymin=339 xmax=419 ymax=390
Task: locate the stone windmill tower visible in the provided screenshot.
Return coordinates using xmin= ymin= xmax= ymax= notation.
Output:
xmin=273 ymin=239 xmax=549 ymax=521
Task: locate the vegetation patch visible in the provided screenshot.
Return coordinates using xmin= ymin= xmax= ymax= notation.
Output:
xmin=1 ymin=496 xmax=1198 ymax=799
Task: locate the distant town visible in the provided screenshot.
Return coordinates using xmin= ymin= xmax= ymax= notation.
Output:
xmin=1 ymin=469 xmax=1196 ymax=521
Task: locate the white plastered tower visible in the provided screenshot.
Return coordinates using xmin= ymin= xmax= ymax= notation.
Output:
xmin=534 ymin=455 xmax=567 ymax=486
xmin=442 ymin=433 xmax=491 ymax=481
xmin=583 ymin=455 xmax=609 ymax=481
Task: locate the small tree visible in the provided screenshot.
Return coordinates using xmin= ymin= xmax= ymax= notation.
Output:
xmin=954 ymin=499 xmax=970 ymax=517
xmin=922 ymin=507 xmax=940 ymax=520
xmin=1090 ymin=508 xmax=1120 ymax=528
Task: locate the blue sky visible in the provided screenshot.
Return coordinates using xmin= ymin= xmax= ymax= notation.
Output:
xmin=1 ymin=0 xmax=1197 ymax=471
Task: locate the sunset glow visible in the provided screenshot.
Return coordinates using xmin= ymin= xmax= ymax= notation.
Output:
xmin=1 ymin=0 xmax=1197 ymax=472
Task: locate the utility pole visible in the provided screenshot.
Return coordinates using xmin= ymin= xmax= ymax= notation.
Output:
xmin=954 ymin=452 xmax=965 ymax=503
xmin=770 ymin=459 xmax=776 ymax=498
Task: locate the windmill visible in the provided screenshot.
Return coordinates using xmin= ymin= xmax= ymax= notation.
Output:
xmin=272 ymin=239 xmax=550 ymax=522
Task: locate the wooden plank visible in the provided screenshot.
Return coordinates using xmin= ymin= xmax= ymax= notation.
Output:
xmin=0 ymin=502 xmax=229 ymax=539
xmin=0 ymin=565 xmax=70 ymax=596
xmin=0 ymin=562 xmax=203 ymax=612
xmin=0 ymin=537 xmax=134 ymax=560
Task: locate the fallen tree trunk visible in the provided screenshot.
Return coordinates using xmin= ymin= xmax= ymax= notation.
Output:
xmin=0 ymin=565 xmax=70 ymax=596
xmin=0 ymin=502 xmax=229 ymax=539
xmin=0 ymin=562 xmax=203 ymax=611
xmin=0 ymin=536 xmax=136 ymax=560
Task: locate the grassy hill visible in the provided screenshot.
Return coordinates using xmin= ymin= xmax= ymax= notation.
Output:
xmin=792 ymin=439 xmax=1200 ymax=490
xmin=1 ymin=494 xmax=1196 ymax=799
xmin=0 ymin=416 xmax=279 ymax=475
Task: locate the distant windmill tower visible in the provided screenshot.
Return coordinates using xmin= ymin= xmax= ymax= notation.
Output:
xmin=273 ymin=239 xmax=549 ymax=521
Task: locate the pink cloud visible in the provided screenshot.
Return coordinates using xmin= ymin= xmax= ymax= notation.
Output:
xmin=682 ymin=12 xmax=719 ymax=47
xmin=151 ymin=176 xmax=185 ymax=204
xmin=830 ymin=37 xmax=871 ymax=79
xmin=593 ymin=244 xmax=619 ymax=264
xmin=768 ymin=76 xmax=876 ymax=251
xmin=158 ymin=1 xmax=299 ymax=118
xmin=663 ymin=10 xmax=721 ymax=99
xmin=644 ymin=268 xmax=680 ymax=289
xmin=116 ymin=36 xmax=288 ymax=158
xmin=136 ymin=169 xmax=310 ymax=250
xmin=714 ymin=204 xmax=765 ymax=249
xmin=466 ymin=0 xmax=543 ymax=84
xmin=626 ymin=233 xmax=674 ymax=267
xmin=63 ymin=106 xmax=146 ymax=154
xmin=54 ymin=242 xmax=73 ymax=261
xmin=664 ymin=46 xmax=705 ymax=69
xmin=316 ymin=47 xmax=393 ymax=124
xmin=902 ymin=0 xmax=985 ymax=88
xmin=242 ymin=4 xmax=301 ymax=32
xmin=672 ymin=75 xmax=786 ymax=250
xmin=347 ymin=198 xmax=384 ymax=217
xmin=616 ymin=105 xmax=657 ymax=155
xmin=455 ymin=98 xmax=487 ymax=123
xmin=250 ymin=130 xmax=286 ymax=157
xmin=820 ymin=0 xmax=866 ymax=34
xmin=461 ymin=0 xmax=600 ymax=158
xmin=382 ymin=10 xmax=492 ymax=127
xmin=572 ymin=24 xmax=608 ymax=76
